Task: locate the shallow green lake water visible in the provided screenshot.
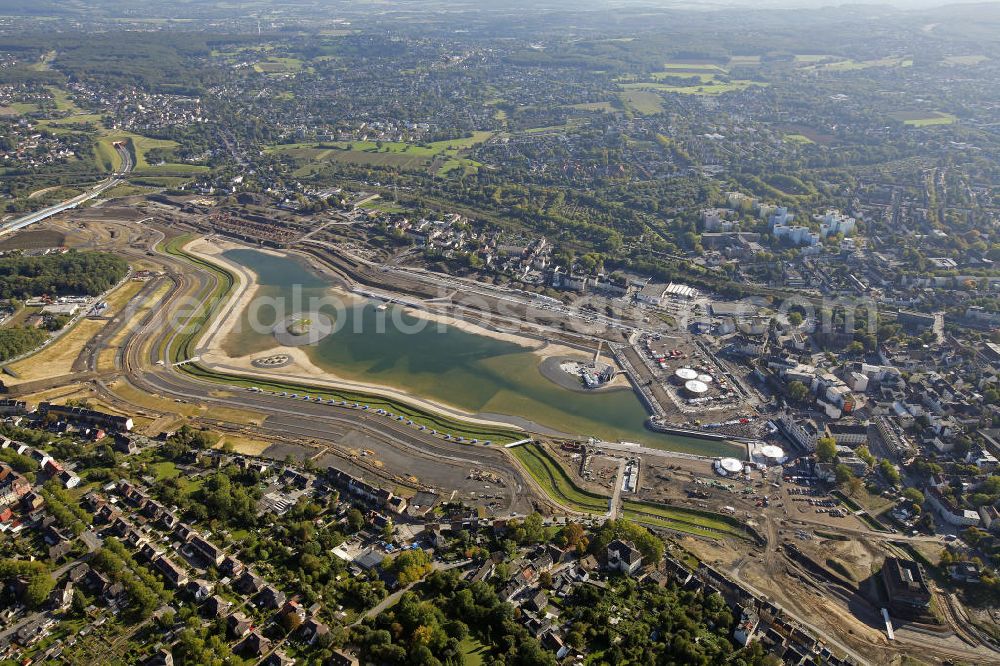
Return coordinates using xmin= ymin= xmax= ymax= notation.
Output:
xmin=221 ymin=248 xmax=740 ymax=456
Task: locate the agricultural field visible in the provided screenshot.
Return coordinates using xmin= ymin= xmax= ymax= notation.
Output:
xmin=94 ymin=132 xmax=209 ymax=174
xmin=620 ymin=60 xmax=768 ymax=98
xmin=253 ymin=57 xmax=305 ymax=74
xmin=618 ymin=90 xmax=664 ymax=115
xmin=793 ymin=54 xmax=833 ymax=63
xmin=270 ymin=132 xmax=492 ymax=177
xmin=523 ymin=120 xmax=582 ymax=134
xmin=651 ymin=61 xmax=729 ymax=82
xmin=784 ymin=134 xmax=814 ymax=144
xmin=818 ymin=56 xmax=913 ymax=71
xmin=942 ymin=54 xmax=989 ymax=66
xmin=47 ymin=86 xmax=85 ymax=114
xmin=565 ymin=101 xmax=616 ymax=112
xmin=651 ymin=70 xmax=715 ymax=83
xmin=888 ymin=110 xmax=958 ymax=126
xmin=358 ymin=200 xmax=408 ymax=214
xmin=0 ymin=102 xmax=37 ymax=116
xmin=621 ymin=79 xmax=766 ymax=97
xmin=36 ymin=114 xmax=104 ymax=134
xmin=437 ymin=158 xmax=482 ymax=177
xmin=776 ymin=123 xmax=836 ymax=145
xmin=662 ymin=60 xmax=727 ymax=71
xmin=3 ymin=85 xmax=98 ymax=133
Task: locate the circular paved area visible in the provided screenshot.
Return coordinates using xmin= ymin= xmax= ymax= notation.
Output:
xmin=272 ymin=311 xmax=335 ymax=346
xmin=252 ymin=353 xmax=293 ymax=368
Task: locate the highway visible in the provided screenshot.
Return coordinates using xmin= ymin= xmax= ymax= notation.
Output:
xmin=0 ymin=143 xmax=132 ymax=237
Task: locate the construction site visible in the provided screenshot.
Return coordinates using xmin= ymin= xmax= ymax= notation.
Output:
xmin=1 ymin=194 xmax=995 ymax=664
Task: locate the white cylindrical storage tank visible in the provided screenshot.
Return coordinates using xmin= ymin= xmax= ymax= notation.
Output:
xmin=719 ymin=458 xmax=743 ymax=474
xmin=760 ymin=444 xmax=785 ymax=463
xmin=675 ymin=367 xmax=698 ymax=381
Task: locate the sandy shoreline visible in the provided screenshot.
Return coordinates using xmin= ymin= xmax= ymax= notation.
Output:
xmin=188 ymin=237 xmax=550 ymax=355
xmin=186 ymin=237 xmax=261 ymax=357
xmin=391 ymin=304 xmax=629 ymax=386
xmin=202 ymin=345 xmax=531 ymax=430
xmin=185 ymin=238 xmax=628 ymax=432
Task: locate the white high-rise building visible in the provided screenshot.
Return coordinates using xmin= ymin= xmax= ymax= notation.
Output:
xmin=817 ymin=209 xmax=857 ymax=237
xmin=768 ymin=206 xmax=794 ymax=229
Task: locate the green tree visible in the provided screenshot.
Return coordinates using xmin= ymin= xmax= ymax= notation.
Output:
xmin=816 ymin=437 xmax=837 ymax=463
xmin=25 ymin=573 xmax=56 ymax=609
xmin=879 ymin=459 xmax=901 ymax=487
xmin=346 ymin=508 xmax=365 ymax=532
xmin=855 ymin=445 xmax=875 ymax=467
xmin=787 ymin=380 xmax=809 ymax=402
xmin=834 ymin=464 xmax=855 ymax=486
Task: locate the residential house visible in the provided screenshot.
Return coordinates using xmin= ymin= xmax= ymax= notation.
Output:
xmin=328 ymin=650 xmax=360 ymax=666
xmin=188 ymin=534 xmax=224 ymax=567
xmin=227 ymin=611 xmax=252 ymax=639
xmin=233 ymin=570 xmax=265 ymax=595
xmin=203 ymin=594 xmax=231 ymax=618
xmin=262 ymin=650 xmax=295 ymax=666
xmin=607 ymin=539 xmax=643 ymax=576
xmin=300 ymin=618 xmax=330 ymax=646
xmin=186 ymin=579 xmax=213 ymax=601
xmin=236 ymin=631 xmax=271 ymax=658
xmin=255 ymin=585 xmax=287 ymax=610
xmin=153 ymin=556 xmax=188 ymax=588
xmin=733 ymin=606 xmax=759 ymax=645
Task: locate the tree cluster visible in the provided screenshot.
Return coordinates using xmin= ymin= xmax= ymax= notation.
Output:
xmin=0 ymin=250 xmax=127 ymax=300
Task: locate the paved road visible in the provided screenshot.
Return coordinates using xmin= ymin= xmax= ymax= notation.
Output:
xmin=0 ymin=552 xmax=94 ymax=644
xmin=0 ymin=144 xmax=132 ymax=237
xmin=354 ymin=558 xmax=473 ymax=625
xmin=608 ymin=459 xmax=625 ymax=519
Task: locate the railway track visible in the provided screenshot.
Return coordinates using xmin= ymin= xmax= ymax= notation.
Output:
xmin=938 ymin=589 xmax=1000 ymax=652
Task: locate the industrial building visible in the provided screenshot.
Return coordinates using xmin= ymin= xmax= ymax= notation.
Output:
xmin=882 ymin=558 xmax=931 ymax=619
